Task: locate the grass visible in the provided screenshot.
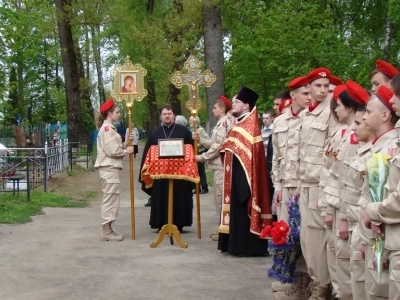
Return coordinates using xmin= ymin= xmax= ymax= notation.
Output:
xmin=92 ymin=145 xmax=97 ymax=164
xmin=206 ymin=170 xmax=213 ymax=187
xmin=0 ymin=190 xmax=87 ymax=224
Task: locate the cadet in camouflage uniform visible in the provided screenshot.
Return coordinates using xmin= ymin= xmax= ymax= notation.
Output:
xmin=95 ymin=99 xmax=133 ymax=241
xmin=192 ymin=96 xmax=232 ymax=241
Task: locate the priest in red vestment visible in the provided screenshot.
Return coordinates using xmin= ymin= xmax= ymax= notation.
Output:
xmin=218 ymin=86 xmax=272 ymax=256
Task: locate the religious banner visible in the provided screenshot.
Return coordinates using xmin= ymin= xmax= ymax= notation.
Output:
xmin=110 ymin=56 xmax=148 ymax=240
xmin=111 ymin=56 xmax=148 ymax=106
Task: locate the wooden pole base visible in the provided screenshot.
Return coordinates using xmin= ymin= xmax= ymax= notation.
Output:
xmin=149 ymin=179 xmax=188 ymax=248
xmin=149 ymin=224 xmax=188 ymax=248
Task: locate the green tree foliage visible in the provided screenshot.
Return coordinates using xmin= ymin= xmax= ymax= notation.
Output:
xmin=222 ymin=0 xmax=400 ymax=111
xmin=0 ymin=0 xmax=63 ymax=125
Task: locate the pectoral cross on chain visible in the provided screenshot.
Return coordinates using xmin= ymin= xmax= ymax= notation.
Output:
xmin=170 ymin=54 xmax=216 ymax=111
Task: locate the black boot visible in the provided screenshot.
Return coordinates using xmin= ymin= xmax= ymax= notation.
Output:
xmin=144 ymin=198 xmax=151 ymax=207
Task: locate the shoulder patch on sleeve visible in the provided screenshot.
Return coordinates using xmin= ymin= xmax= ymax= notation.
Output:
xmin=104 ymin=126 xmax=109 ymax=132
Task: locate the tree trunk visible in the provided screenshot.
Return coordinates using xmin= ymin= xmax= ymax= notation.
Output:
xmin=147 ymin=0 xmax=154 ymax=14
xmin=14 ymin=126 xmax=26 ymax=147
xmin=202 ymin=1 xmax=225 ymax=133
xmin=91 ymin=26 xmax=106 ymax=105
xmin=78 ymin=27 xmax=94 ymax=121
xmin=168 ymin=61 xmax=183 ymax=116
xmin=144 ymin=0 xmax=162 ymax=132
xmin=147 ymin=77 xmax=159 ymax=132
xmin=167 ymin=0 xmax=184 ymax=116
xmin=54 ymin=0 xmax=86 ymax=139
xmin=383 ymin=15 xmax=392 ymax=61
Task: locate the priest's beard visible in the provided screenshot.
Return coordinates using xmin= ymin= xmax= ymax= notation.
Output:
xmin=232 ymin=110 xmax=241 ymax=117
xmin=162 ymin=120 xmax=174 ymax=126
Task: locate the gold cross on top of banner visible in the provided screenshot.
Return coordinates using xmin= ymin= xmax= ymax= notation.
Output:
xmin=170 ymin=54 xmax=216 ymax=112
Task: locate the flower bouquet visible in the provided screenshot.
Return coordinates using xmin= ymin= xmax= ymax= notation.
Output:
xmin=365 ymin=153 xmax=391 ymax=283
xmin=261 ymin=196 xmax=301 ymax=283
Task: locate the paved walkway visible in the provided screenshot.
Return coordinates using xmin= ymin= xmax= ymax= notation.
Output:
xmin=0 ymin=149 xmax=275 ymax=300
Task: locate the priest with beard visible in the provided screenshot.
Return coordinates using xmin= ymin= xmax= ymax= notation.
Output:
xmin=139 ymin=104 xmax=194 ymax=232
xmin=218 ymin=87 xmax=272 ymax=256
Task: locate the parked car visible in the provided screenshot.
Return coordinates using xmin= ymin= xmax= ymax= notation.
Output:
xmin=112 ymin=121 xmax=126 ymax=142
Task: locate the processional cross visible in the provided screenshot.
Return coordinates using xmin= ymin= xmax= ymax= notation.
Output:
xmin=170 ymin=54 xmax=216 ymax=113
xmin=170 ymin=54 xmax=216 ymax=240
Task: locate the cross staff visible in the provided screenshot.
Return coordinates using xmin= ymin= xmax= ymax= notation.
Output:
xmin=170 ymin=54 xmax=216 ymax=239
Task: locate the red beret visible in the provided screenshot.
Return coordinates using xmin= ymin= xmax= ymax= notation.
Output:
xmin=375 ymin=85 xmax=395 ymax=113
xmin=100 ymin=99 xmax=115 ymax=113
xmin=346 ymin=80 xmax=369 ymax=105
xmin=278 ymin=98 xmax=292 ymax=114
xmin=376 ymin=60 xmax=399 ymax=79
xmin=330 ymin=75 xmax=342 ymax=86
xmin=333 ymin=84 xmax=346 ymax=102
xmin=288 ymin=76 xmax=308 ymax=91
xmin=306 ymin=67 xmax=331 ymax=84
xmin=218 ymin=95 xmax=232 ymax=110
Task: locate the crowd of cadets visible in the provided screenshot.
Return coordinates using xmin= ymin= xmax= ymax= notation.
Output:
xmin=265 ymin=60 xmax=400 ymax=300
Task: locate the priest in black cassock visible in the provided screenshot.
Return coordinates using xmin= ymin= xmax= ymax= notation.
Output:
xmin=218 ymin=87 xmax=272 ymax=256
xmin=139 ymin=104 xmax=193 ymax=232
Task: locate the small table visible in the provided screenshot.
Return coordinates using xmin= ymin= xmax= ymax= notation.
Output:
xmin=7 ymin=174 xmax=25 ymax=196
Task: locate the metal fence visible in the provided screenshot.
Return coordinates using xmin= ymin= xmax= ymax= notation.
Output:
xmin=68 ymin=132 xmax=93 ymax=170
xmin=0 ymin=140 xmax=69 ymax=200
xmin=0 ymin=122 xmax=68 ymax=147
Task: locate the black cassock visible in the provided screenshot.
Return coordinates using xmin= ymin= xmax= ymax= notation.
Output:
xmin=218 ymin=155 xmax=269 ymax=256
xmin=139 ymin=124 xmax=193 ymax=230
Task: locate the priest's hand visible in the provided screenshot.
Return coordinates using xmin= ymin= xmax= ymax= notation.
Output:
xmin=339 ymin=219 xmax=349 ymax=240
xmin=192 ymin=133 xmax=199 ymax=140
xmin=195 ymin=155 xmax=202 ymax=162
xmin=324 ymin=214 xmax=333 ymax=229
xmin=273 ymin=190 xmax=282 ymax=206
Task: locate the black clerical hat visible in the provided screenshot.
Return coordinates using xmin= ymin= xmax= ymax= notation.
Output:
xmin=236 ymin=86 xmax=259 ymax=108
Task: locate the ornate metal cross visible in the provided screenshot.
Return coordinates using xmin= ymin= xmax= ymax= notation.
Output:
xmin=170 ymin=54 xmax=216 ymax=112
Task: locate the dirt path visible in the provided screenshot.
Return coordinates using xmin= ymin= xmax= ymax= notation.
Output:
xmin=0 ymin=143 xmax=275 ymax=300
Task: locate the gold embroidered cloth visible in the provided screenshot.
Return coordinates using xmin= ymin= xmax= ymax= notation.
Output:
xmin=219 ymin=108 xmax=272 ymax=235
xmin=141 ymin=144 xmax=199 ymax=188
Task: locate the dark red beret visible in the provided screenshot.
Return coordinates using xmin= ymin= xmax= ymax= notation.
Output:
xmin=100 ymin=99 xmax=115 ymax=113
xmin=278 ymin=98 xmax=292 ymax=114
xmin=236 ymin=86 xmax=259 ymax=108
xmin=330 ymin=75 xmax=342 ymax=86
xmin=346 ymin=80 xmax=369 ymax=105
xmin=288 ymin=76 xmax=308 ymax=91
xmin=333 ymin=84 xmax=346 ymax=102
xmin=306 ymin=68 xmax=331 ymax=84
xmin=218 ymin=95 xmax=232 ymax=110
xmin=375 ymin=85 xmax=395 ymax=113
xmin=376 ymin=60 xmax=399 ymax=79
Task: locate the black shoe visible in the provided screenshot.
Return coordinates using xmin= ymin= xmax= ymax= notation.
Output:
xmin=199 ymin=190 xmax=208 ymax=194
xmin=144 ymin=198 xmax=151 ymax=207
